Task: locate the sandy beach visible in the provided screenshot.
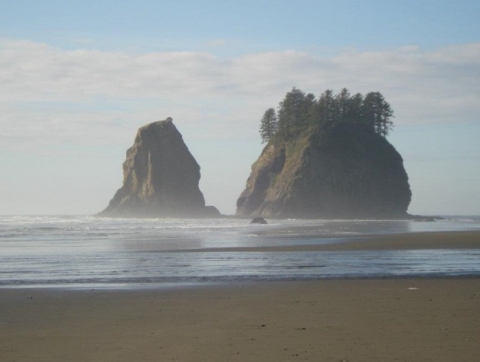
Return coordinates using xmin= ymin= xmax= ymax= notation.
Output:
xmin=1 ymin=230 xmax=479 ymax=362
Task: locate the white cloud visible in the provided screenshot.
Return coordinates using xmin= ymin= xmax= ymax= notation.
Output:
xmin=1 ymin=39 xmax=479 ymax=150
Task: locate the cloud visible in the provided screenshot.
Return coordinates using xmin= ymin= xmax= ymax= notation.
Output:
xmin=1 ymin=39 xmax=480 ymax=149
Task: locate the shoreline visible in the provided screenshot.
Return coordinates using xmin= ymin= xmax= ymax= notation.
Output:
xmin=1 ymin=231 xmax=479 ymax=360
xmin=0 ymin=230 xmax=479 ymax=290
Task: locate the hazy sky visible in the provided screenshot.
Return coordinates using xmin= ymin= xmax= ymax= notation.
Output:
xmin=1 ymin=0 xmax=479 ymax=216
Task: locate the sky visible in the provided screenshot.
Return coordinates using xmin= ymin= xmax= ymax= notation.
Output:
xmin=1 ymin=0 xmax=479 ymax=216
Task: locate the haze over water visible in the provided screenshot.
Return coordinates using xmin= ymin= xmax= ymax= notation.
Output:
xmin=1 ymin=216 xmax=479 ymax=289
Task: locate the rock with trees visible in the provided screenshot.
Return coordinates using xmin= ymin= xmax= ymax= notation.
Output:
xmin=241 ymin=88 xmax=411 ymax=219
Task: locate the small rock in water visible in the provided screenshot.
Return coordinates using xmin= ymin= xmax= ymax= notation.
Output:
xmin=250 ymin=217 xmax=267 ymax=224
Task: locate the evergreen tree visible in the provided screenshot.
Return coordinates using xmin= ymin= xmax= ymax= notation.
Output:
xmin=336 ymin=88 xmax=351 ymax=124
xmin=259 ymin=88 xmax=395 ymax=144
xmin=363 ymin=92 xmax=394 ymax=136
xmin=346 ymin=93 xmax=364 ymax=125
xmin=259 ymin=108 xmax=278 ymax=143
xmin=277 ymin=88 xmax=309 ymax=140
xmin=315 ymin=89 xmax=336 ymax=129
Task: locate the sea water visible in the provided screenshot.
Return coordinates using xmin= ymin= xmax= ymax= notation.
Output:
xmin=0 ymin=215 xmax=479 ymax=289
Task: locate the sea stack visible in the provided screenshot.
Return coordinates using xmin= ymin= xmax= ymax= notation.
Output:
xmin=99 ymin=118 xmax=220 ymax=218
xmin=236 ymin=125 xmax=411 ymax=219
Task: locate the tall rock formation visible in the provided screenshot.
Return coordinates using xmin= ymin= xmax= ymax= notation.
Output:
xmin=99 ymin=118 xmax=220 ymax=218
xmin=236 ymin=125 xmax=412 ymax=219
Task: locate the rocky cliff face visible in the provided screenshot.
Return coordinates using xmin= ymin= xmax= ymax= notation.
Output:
xmin=99 ymin=118 xmax=220 ymax=218
xmin=236 ymin=125 xmax=411 ymax=219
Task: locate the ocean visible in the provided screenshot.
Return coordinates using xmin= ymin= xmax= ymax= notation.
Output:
xmin=1 ymin=215 xmax=479 ymax=289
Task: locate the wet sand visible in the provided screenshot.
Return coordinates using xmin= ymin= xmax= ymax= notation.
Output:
xmin=178 ymin=229 xmax=480 ymax=252
xmin=1 ymin=230 xmax=480 ymax=362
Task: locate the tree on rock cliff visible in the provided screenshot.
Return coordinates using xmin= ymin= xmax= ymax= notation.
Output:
xmin=259 ymin=88 xmax=395 ymax=143
xmin=314 ymin=89 xmax=337 ymax=130
xmin=259 ymin=108 xmax=278 ymax=143
xmin=362 ymin=92 xmax=394 ymax=136
xmin=276 ymin=88 xmax=315 ymax=140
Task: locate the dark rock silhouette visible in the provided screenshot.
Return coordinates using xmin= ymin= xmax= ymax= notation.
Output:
xmin=99 ymin=118 xmax=220 ymax=218
xmin=236 ymin=124 xmax=411 ymax=219
xmin=250 ymin=217 xmax=267 ymax=224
